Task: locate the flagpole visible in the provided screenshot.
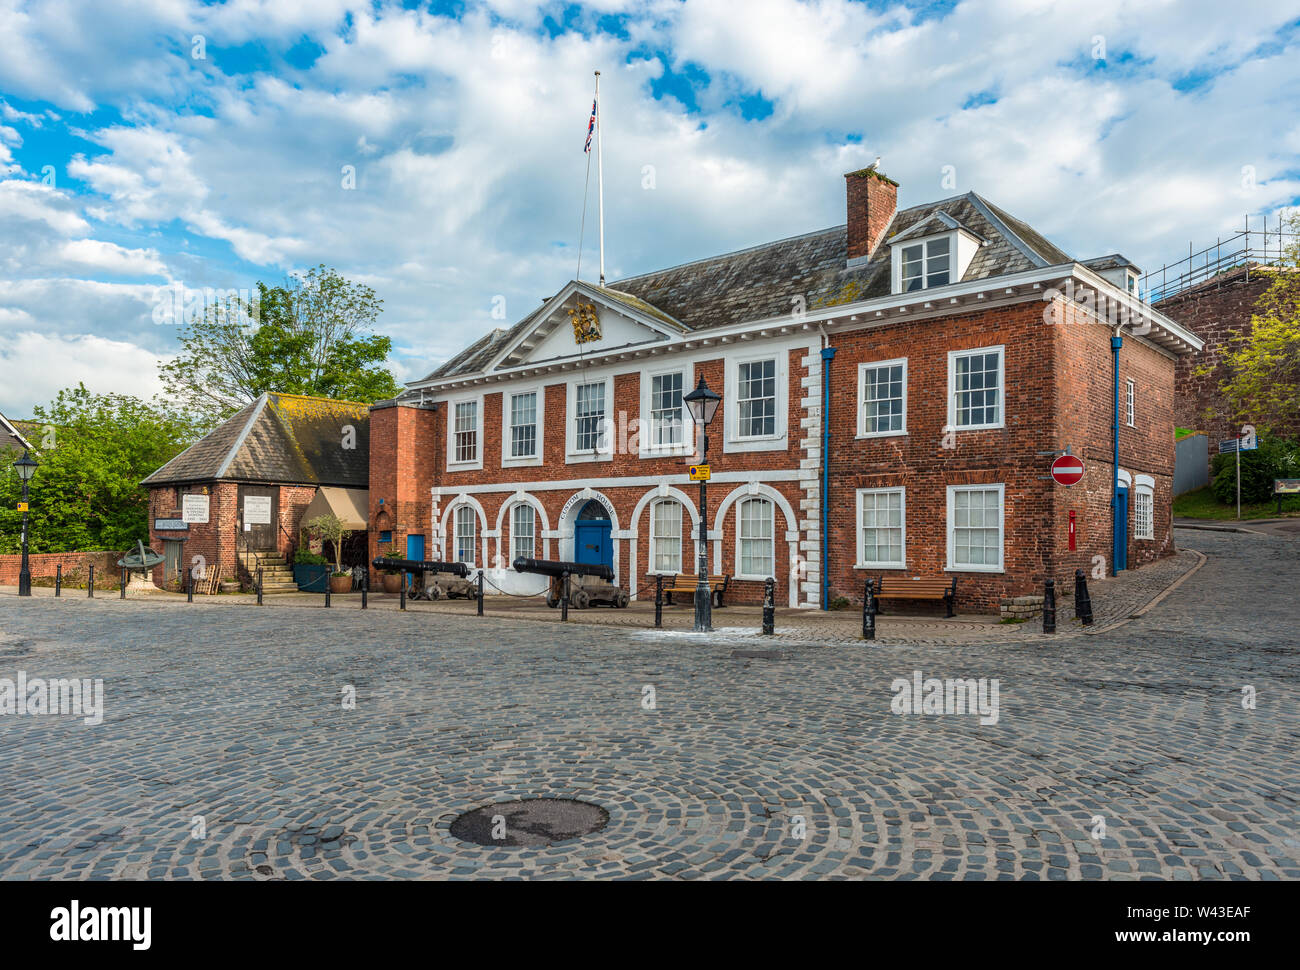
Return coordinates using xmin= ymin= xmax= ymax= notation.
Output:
xmin=595 ymin=69 xmax=605 ymax=287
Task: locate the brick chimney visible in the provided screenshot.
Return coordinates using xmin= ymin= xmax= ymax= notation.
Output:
xmin=845 ymin=165 xmax=898 ymax=261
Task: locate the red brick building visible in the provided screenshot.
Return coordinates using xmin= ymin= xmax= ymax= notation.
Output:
xmin=369 ymin=168 xmax=1202 ymax=612
xmin=143 ymin=393 xmax=369 ymax=590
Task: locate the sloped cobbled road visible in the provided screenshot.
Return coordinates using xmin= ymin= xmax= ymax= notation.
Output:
xmin=0 ymin=529 xmax=1295 ymax=880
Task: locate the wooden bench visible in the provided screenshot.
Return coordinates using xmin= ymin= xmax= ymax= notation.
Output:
xmin=873 ymin=576 xmax=957 ymax=618
xmin=662 ymin=573 xmax=731 ymax=609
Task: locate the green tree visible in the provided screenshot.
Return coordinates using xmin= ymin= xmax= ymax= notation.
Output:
xmin=1218 ymin=213 xmax=1300 ymax=435
xmin=0 ymin=385 xmax=202 ymax=554
xmin=160 ymin=265 xmax=401 ymax=427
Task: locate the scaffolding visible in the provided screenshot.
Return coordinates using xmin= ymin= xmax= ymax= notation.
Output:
xmin=1142 ymin=213 xmax=1297 ymax=304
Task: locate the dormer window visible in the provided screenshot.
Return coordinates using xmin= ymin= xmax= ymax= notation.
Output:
xmin=901 ymin=236 xmax=951 ymax=291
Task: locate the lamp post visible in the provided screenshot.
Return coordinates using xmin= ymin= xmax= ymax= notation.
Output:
xmin=683 ymin=375 xmax=722 ymax=633
xmin=14 ymin=451 xmax=38 ymax=597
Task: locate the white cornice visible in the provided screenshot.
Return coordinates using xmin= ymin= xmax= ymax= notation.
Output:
xmin=407 ymin=263 xmax=1202 ymax=394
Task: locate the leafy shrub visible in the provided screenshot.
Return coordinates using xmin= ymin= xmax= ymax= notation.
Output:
xmin=294 ymin=549 xmax=328 ymax=565
xmin=1211 ymin=434 xmax=1300 ymax=504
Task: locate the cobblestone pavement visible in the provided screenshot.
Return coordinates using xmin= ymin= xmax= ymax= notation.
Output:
xmin=7 ymin=543 xmax=1203 ymax=646
xmin=0 ymin=529 xmax=1294 ymax=880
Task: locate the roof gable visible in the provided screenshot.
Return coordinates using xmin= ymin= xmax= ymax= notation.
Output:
xmin=142 ymin=393 xmax=370 ymax=487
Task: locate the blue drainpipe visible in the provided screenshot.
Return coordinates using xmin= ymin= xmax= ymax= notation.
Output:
xmin=1111 ymin=332 xmax=1122 ymax=577
xmin=821 ymin=346 xmax=836 ymax=610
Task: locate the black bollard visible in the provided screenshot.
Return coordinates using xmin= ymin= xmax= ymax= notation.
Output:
xmin=1042 ymin=579 xmax=1056 ymax=634
xmin=187 ymin=567 xmax=193 ymax=603
xmin=477 ymin=570 xmax=484 ymax=616
xmin=762 ymin=577 xmax=776 ymax=635
xmin=88 ymin=564 xmax=94 ymax=597
xmin=400 ymin=573 xmax=406 ymax=611
xmin=560 ymin=571 xmax=569 ymax=622
xmin=256 ymin=567 xmax=263 ymax=606
xmin=120 ymin=567 xmax=126 ymax=599
xmin=1075 ymin=568 xmax=1094 ymax=625
xmin=862 ymin=578 xmax=876 ymax=640
xmin=361 ymin=570 xmax=368 ymax=610
xmin=325 ymin=578 xmax=331 ymax=608
xmin=654 ymin=574 xmax=663 ymax=628
xmin=55 ymin=563 xmax=61 ymax=597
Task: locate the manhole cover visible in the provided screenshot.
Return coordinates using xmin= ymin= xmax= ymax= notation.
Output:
xmin=450 ymin=798 xmax=609 ymax=847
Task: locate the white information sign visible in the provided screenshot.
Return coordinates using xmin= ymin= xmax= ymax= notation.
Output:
xmin=243 ymin=495 xmax=272 ymax=525
xmin=182 ymin=493 xmax=210 ymax=524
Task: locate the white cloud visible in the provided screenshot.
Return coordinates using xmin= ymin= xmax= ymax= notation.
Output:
xmin=0 ymin=330 xmax=168 ymax=416
xmin=58 ymin=238 xmax=169 ymax=277
xmin=0 ymin=0 xmax=1298 ymax=414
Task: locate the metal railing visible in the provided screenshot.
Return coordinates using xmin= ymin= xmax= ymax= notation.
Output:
xmin=1142 ymin=215 xmax=1296 ymax=304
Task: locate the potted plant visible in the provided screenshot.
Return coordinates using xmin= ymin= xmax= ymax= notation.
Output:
xmin=304 ymin=513 xmax=354 ymax=594
xmin=293 ymin=548 xmax=331 ymax=592
xmin=380 ymin=542 xmax=404 ymax=593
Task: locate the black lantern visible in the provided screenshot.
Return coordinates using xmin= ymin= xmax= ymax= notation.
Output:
xmin=13 ymin=451 xmax=38 ymax=597
xmin=682 ymin=376 xmax=721 ymax=632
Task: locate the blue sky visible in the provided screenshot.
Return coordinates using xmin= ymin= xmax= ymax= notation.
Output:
xmin=1 ymin=0 xmax=1299 ymax=416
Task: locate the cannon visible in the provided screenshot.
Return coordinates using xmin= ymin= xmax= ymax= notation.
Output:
xmin=512 ymin=557 xmax=628 ymax=609
xmin=371 ymin=557 xmax=477 ymax=601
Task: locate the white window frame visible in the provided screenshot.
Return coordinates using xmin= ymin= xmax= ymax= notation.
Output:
xmin=1125 ymin=378 xmax=1135 ymax=428
xmin=638 ymin=362 xmax=694 ymax=458
xmin=854 ymin=487 xmax=906 ymax=569
xmin=947 ymin=345 xmax=1005 ymax=432
xmin=857 ymin=358 xmax=908 ymax=439
xmin=453 ymin=504 xmax=478 ymax=567
xmin=725 ymin=351 xmax=788 ymax=452
xmin=1134 ymin=477 xmax=1154 ymax=540
xmin=735 ymin=496 xmax=776 ymax=581
xmin=566 ymin=376 xmax=613 ymax=462
xmin=648 ymin=498 xmax=684 ymax=575
xmin=895 ymin=235 xmax=952 ymax=292
xmin=945 ymin=484 xmax=1005 ymax=574
xmin=501 ymin=385 xmax=544 ymax=468
xmin=511 ymin=503 xmax=536 ymax=562
xmin=446 ymin=393 xmax=483 ymax=471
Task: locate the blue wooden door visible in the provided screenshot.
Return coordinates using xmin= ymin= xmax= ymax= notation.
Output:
xmin=574 ymin=520 xmax=612 ymax=570
xmin=406 ymin=534 xmax=425 ymax=588
xmin=1114 ymin=488 xmax=1128 ymax=572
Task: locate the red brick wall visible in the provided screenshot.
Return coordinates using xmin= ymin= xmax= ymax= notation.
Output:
xmin=408 ymin=348 xmax=812 ymax=605
xmin=149 ymin=481 xmax=319 ymax=588
xmin=378 ymin=297 xmax=1184 ymax=613
xmin=368 ymin=403 xmax=439 ymax=581
xmin=822 ymin=300 xmax=1178 ymax=612
xmin=0 ymin=550 xmax=123 ymax=587
xmin=1157 ymin=270 xmax=1295 ymax=460
xmin=1050 ymin=301 xmax=1178 ymax=583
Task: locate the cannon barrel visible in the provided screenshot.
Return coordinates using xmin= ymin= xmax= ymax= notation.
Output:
xmin=371 ymin=557 xmax=470 ymax=578
xmin=512 ymin=557 xmax=614 ymax=581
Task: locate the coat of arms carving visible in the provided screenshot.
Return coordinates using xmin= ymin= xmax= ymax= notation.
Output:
xmin=567 ymin=302 xmax=602 ymax=344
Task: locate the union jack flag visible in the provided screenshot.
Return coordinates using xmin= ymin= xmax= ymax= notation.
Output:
xmin=584 ymin=99 xmax=596 ymax=153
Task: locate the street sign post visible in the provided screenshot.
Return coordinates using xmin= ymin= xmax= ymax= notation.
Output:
xmin=1221 ymin=426 xmax=1258 ymax=520
xmin=1050 ymin=455 xmax=1085 ymax=487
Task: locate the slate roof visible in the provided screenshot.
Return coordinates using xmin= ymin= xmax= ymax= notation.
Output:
xmin=1 ymin=412 xmax=35 ymax=457
xmin=423 ymin=190 xmax=1078 ymax=381
xmin=142 ymin=393 xmax=370 ymax=487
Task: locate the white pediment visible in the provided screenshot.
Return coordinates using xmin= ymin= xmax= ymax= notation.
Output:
xmin=490 ymin=281 xmax=684 ymax=371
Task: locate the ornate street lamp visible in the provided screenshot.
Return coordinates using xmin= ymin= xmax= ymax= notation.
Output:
xmin=13 ymin=451 xmax=38 ymax=597
xmin=683 ymin=376 xmax=722 ymax=632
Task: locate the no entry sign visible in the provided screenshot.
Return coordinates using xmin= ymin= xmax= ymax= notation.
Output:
xmin=1051 ymin=454 xmax=1085 ymax=486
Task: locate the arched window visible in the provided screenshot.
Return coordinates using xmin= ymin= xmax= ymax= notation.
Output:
xmin=454 ymin=505 xmax=477 ymax=565
xmin=737 ymin=497 xmax=774 ymax=579
xmin=650 ymin=499 xmax=683 ymax=574
xmin=511 ymin=504 xmax=536 ymax=561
